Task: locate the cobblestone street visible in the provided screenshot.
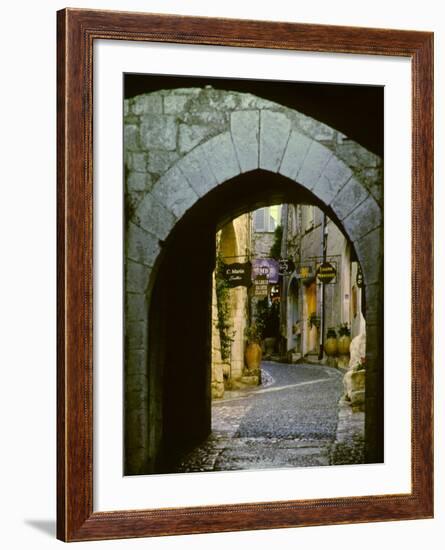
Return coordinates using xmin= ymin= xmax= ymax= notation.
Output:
xmin=177 ymin=361 xmax=344 ymax=472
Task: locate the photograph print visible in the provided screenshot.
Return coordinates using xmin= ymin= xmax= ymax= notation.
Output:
xmin=123 ymin=74 xmax=383 ymax=476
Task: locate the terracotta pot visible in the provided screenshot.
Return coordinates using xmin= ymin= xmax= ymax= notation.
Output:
xmin=325 ymin=336 xmax=338 ymax=357
xmin=245 ymin=342 xmax=262 ymax=372
xmin=338 ymin=335 xmax=351 ymax=355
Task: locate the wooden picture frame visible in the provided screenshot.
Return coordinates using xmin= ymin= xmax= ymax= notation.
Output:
xmin=57 ymin=8 xmax=433 ymax=542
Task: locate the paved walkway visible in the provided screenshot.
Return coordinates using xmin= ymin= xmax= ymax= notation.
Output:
xmin=177 ymin=361 xmax=344 ymax=472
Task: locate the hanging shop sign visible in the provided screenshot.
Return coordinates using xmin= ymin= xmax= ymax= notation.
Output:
xmin=253 ymin=275 xmax=268 ymax=297
xmin=295 ymin=265 xmax=313 ymax=279
xmin=251 ymin=258 xmax=279 ymax=283
xmin=221 ymin=261 xmax=252 ymax=288
xmin=356 ymin=263 xmax=364 ymax=288
xmin=270 ymin=284 xmax=281 ymax=302
xmin=316 ymin=261 xmax=337 ymax=284
xmin=278 ymin=258 xmax=295 ymax=276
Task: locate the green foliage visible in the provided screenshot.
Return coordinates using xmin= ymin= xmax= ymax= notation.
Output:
xmin=338 ymin=322 xmax=351 ymax=337
xmin=308 ymin=312 xmax=320 ymax=329
xmin=326 ymin=327 xmax=337 ymax=339
xmin=215 ymin=254 xmax=235 ymax=361
xmin=244 ymin=323 xmax=263 ymax=344
xmin=269 ymin=224 xmax=283 ymax=260
xmin=254 ymin=298 xmax=280 ymax=339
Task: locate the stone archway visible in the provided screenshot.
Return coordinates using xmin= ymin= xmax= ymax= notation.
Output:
xmin=124 ymin=88 xmax=383 ymax=474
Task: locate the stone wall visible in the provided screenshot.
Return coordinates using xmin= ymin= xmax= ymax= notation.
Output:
xmin=211 ymin=214 xmax=251 ymax=398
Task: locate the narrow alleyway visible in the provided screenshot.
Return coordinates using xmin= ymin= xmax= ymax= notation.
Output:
xmin=176 ymin=362 xmax=344 ymax=472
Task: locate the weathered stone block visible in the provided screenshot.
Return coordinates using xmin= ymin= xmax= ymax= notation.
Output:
xmin=126 ymin=260 xmax=152 ymax=293
xmin=241 ymin=94 xmax=278 ymax=110
xmin=164 ymin=94 xmax=190 ymax=114
xmin=297 ymin=141 xmax=333 ymax=190
xmin=126 ymin=292 xmax=147 ymax=322
xmin=124 ymin=125 xmax=140 ymax=152
xmin=259 ymin=110 xmax=292 ymax=172
xmin=354 ymin=227 xmax=383 ymax=285
xmin=182 ymin=111 xmax=228 ymax=131
xmin=279 ymin=130 xmax=313 ymax=180
xmin=311 ymin=156 xmax=353 ymax=204
xmin=230 ymin=110 xmax=260 ymax=172
xmin=131 ymin=94 xmax=163 ymax=115
xmin=203 ymin=132 xmax=241 ymax=184
xmin=140 ymin=115 xmax=177 ymax=151
xmin=127 ymin=152 xmax=148 ymax=173
xmin=178 ymin=124 xmax=212 ymax=154
xmin=364 ymin=283 xmax=381 ymax=326
xmin=126 ymin=321 xmax=148 ymax=351
xmin=330 ymin=177 xmax=369 ymax=220
xmin=147 ymin=150 xmax=179 ymax=175
xmin=126 ymin=350 xmax=148 ymax=378
xmin=343 ymin=194 xmax=382 ymax=242
xmin=177 ymin=146 xmax=218 ymax=197
xmin=126 ymin=222 xmax=161 ymax=267
xmin=151 ymin=165 xmax=199 ymax=219
xmin=134 ymin=193 xmax=177 ymax=240
xmin=127 ymin=171 xmax=148 ymax=192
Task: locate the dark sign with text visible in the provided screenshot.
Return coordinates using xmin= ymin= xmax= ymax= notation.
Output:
xmin=278 ymin=258 xmax=295 ymax=276
xmin=222 ymin=262 xmax=252 ymax=288
xmin=316 ymin=262 xmax=337 ymax=284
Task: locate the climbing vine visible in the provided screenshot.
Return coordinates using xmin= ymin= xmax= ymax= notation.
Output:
xmin=215 ymin=253 xmax=236 ymax=362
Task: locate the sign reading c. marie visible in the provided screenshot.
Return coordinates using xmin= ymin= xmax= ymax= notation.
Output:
xmin=221 ymin=262 xmax=252 ymax=288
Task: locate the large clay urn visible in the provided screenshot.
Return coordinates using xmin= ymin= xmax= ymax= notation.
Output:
xmin=338 ymin=335 xmax=351 ymax=355
xmin=245 ymin=342 xmax=262 ymax=372
xmin=325 ymin=336 xmax=338 ymax=357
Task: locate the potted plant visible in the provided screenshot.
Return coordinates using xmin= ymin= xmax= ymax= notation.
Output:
xmin=337 ymin=323 xmax=351 ymax=355
xmin=325 ymin=327 xmax=338 ymax=357
xmin=308 ymin=312 xmax=320 ymax=330
xmin=244 ymin=323 xmax=263 ymax=372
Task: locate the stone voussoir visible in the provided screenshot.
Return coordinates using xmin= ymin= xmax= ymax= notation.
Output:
xmin=329 ymin=176 xmax=369 ymax=220
xmin=311 ymin=156 xmax=353 ymax=205
xmin=230 ymin=110 xmax=260 ymax=173
xmin=259 ymin=110 xmax=292 ymax=172
xmin=279 ymin=130 xmax=313 ymax=180
xmin=150 ymin=164 xmax=199 ymax=219
xmin=126 ymin=222 xmax=161 ymax=267
xmin=133 ymin=192 xmax=177 ymax=241
xmin=354 ymin=227 xmax=383 ymax=286
xmin=176 ymin=146 xmax=218 ymax=197
xmin=343 ymin=194 xmax=382 ymax=242
xmin=203 ymin=131 xmax=241 ymax=184
xmin=296 ymin=140 xmax=333 ymax=191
